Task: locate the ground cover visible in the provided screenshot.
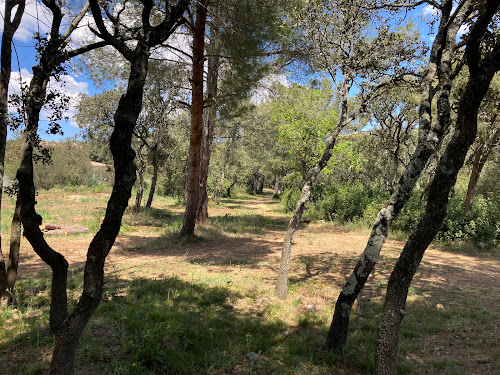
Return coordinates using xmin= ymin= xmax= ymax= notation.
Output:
xmin=0 ymin=188 xmax=499 ymax=374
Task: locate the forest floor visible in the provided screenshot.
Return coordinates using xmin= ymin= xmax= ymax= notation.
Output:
xmin=1 ymin=187 xmax=499 ymax=375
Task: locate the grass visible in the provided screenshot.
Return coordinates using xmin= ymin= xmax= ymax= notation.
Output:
xmin=1 ymin=187 xmax=499 ymax=374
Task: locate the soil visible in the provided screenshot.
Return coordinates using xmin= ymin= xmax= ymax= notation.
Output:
xmin=9 ymin=192 xmax=500 ymax=374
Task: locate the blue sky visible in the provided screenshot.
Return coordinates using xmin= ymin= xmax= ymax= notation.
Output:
xmin=1 ymin=1 xmax=454 ymax=142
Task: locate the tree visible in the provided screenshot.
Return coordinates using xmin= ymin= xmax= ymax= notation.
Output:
xmin=0 ymin=0 xmax=25 ymax=307
xmin=324 ymin=0 xmax=476 ymax=352
xmin=13 ymin=0 xmax=189 ymax=373
xmin=375 ymin=2 xmax=500 ymax=372
xmin=464 ymin=74 xmax=500 ymax=213
xmin=275 ymin=0 xmax=424 ymax=299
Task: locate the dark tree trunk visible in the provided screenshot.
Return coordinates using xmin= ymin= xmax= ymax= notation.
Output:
xmin=134 ymin=144 xmax=145 ymax=210
xmin=464 ymin=123 xmax=499 ymax=213
xmin=257 ymin=177 xmax=264 ymax=194
xmin=227 ymin=180 xmax=237 ymax=198
xmin=49 ymin=48 xmax=150 ymax=375
xmin=325 ymin=0 xmax=471 ymax=352
xmin=375 ymin=3 xmax=500 ymax=372
xmin=276 ymin=79 xmax=351 ymax=299
xmin=181 ymin=0 xmax=208 ymax=235
xmin=196 ymin=54 xmax=219 ymax=223
xmin=145 ymin=155 xmax=159 ymax=208
xmin=0 ymin=0 xmax=25 ymax=307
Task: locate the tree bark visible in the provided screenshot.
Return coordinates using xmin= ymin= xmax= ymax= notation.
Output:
xmin=375 ymin=2 xmax=500 ymax=372
xmin=464 ymin=123 xmax=500 ymax=213
xmin=49 ymin=47 xmax=150 ymax=375
xmin=196 ymin=54 xmax=219 ymax=223
xmin=325 ymin=0 xmax=471 ymax=352
xmin=145 ymin=154 xmax=159 ymax=208
xmin=275 ymin=79 xmax=351 ymax=299
xmin=0 ymin=0 xmax=25 ymax=307
xmin=273 ymin=175 xmax=281 ymax=198
xmin=134 ymin=144 xmax=145 ymax=210
xmin=181 ymin=0 xmax=208 ymax=235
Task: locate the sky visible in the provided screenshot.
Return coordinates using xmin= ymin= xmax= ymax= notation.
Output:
xmin=0 ymin=0 xmax=465 ymax=142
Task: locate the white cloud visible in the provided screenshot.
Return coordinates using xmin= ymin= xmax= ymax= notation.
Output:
xmin=421 ymin=4 xmax=439 ymax=17
xmin=0 ymin=0 xmax=53 ymax=42
xmin=9 ymin=68 xmax=89 ymax=128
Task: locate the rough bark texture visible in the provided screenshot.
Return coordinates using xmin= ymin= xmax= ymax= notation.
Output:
xmin=196 ymin=54 xmax=219 ymax=223
xmin=145 ymin=155 xmax=159 ymax=208
xmin=134 ymin=144 xmax=145 ymax=210
xmin=0 ymin=0 xmax=25 ymax=307
xmin=464 ymin=123 xmax=500 ymax=213
xmin=275 ymin=79 xmax=350 ymax=298
xmin=50 ymin=48 xmax=149 ymax=375
xmin=9 ymin=0 xmax=189 ymax=373
xmin=375 ymin=2 xmax=500 ymax=372
xmin=180 ymin=0 xmax=208 ymax=235
xmin=325 ymin=0 xmax=471 ymax=351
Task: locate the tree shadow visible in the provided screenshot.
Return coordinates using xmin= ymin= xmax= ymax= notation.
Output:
xmin=0 ymin=275 xmax=342 ymax=374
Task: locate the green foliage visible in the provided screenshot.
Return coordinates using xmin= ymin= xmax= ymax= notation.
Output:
xmin=270 ymin=83 xmax=336 ymax=179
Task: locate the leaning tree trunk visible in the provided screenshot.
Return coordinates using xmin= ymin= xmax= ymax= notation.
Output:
xmin=375 ymin=3 xmax=500 ymax=372
xmin=196 ymin=54 xmax=219 ymax=223
xmin=275 ymin=79 xmax=350 ymax=299
xmin=145 ymin=154 xmax=159 ymax=208
xmin=464 ymin=123 xmax=499 ymax=214
xmin=134 ymin=143 xmax=145 ymax=210
xmin=0 ymin=0 xmax=25 ymax=307
xmin=325 ymin=0 xmax=470 ymax=351
xmin=181 ymin=0 xmax=207 ymax=235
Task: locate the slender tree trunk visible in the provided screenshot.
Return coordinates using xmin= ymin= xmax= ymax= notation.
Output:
xmin=375 ymin=3 xmax=499 ymax=371
xmin=464 ymin=123 xmax=499 ymax=213
xmin=0 ymin=0 xmax=25 ymax=307
xmin=275 ymin=79 xmax=351 ymax=299
xmin=325 ymin=0 xmax=470 ymax=351
xmin=196 ymin=54 xmax=219 ymax=223
xmin=146 ymin=155 xmax=159 ymax=208
xmin=181 ymin=0 xmax=208 ymax=235
xmin=134 ymin=144 xmax=145 ymax=210
xmin=273 ymin=175 xmax=281 ymax=198
xmin=49 ymin=48 xmax=150 ymax=375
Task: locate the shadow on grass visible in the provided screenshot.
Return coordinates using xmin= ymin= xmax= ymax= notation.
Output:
xmin=0 ymin=276 xmax=346 ymax=375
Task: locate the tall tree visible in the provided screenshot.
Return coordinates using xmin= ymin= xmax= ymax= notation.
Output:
xmin=324 ymin=0 xmax=475 ymax=352
xmin=375 ymin=2 xmax=500 ymax=372
xmin=0 ymin=0 xmax=25 ymax=307
xmin=13 ymin=0 xmax=189 ymax=373
xmin=180 ymin=0 xmax=208 ymax=235
xmin=275 ymin=0 xmax=424 ymax=299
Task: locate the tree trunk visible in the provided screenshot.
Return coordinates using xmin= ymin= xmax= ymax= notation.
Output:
xmin=273 ymin=175 xmax=281 ymax=198
xmin=464 ymin=123 xmax=500 ymax=213
xmin=275 ymin=181 xmax=312 ymax=298
xmin=145 ymin=155 xmax=159 ymax=208
xmin=375 ymin=3 xmax=499 ymax=371
xmin=325 ymin=0 xmax=471 ymax=352
xmin=196 ymin=54 xmax=219 ymax=223
xmin=0 ymin=0 xmax=25 ymax=307
xmin=180 ymin=0 xmax=208 ymax=235
xmin=275 ymin=79 xmax=350 ymax=299
xmin=134 ymin=144 xmax=145 ymax=210
xmin=49 ymin=47 xmax=150 ymax=375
